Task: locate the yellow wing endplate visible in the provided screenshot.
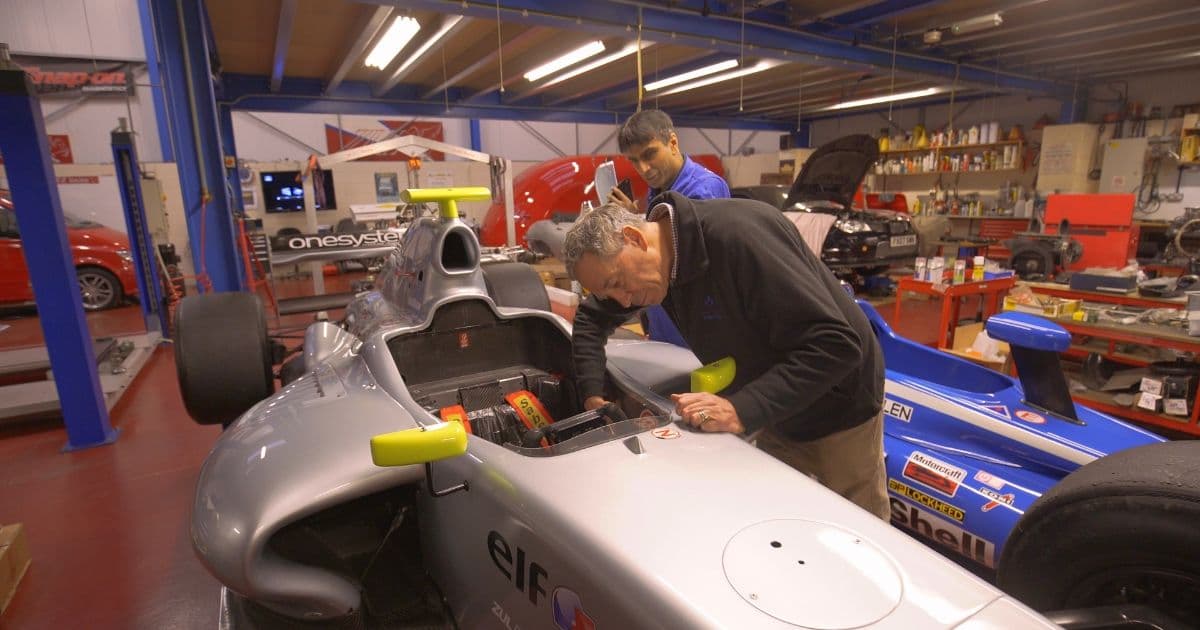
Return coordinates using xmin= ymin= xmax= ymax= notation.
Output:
xmin=691 ymin=356 xmax=736 ymax=394
xmin=371 ymin=421 xmax=468 ymax=467
xmin=401 ymin=186 xmax=492 ymax=220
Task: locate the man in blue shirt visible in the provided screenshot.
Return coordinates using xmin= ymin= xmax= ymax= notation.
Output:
xmin=607 ymin=109 xmax=729 ymax=346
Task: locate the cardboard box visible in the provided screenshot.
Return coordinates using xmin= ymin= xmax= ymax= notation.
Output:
xmin=1137 ymin=391 xmax=1163 ymax=413
xmin=1003 ymin=295 xmax=1081 ymax=318
xmin=1165 ymin=398 xmax=1189 ymax=416
xmin=944 ymin=322 xmax=1011 ymax=372
xmin=0 ymin=523 xmax=31 ymax=615
xmin=1140 ymin=376 xmax=1165 ymax=396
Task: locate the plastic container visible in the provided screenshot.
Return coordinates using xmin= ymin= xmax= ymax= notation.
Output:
xmin=972 ymin=256 xmax=985 ymax=281
xmin=953 ymin=259 xmax=967 ymax=284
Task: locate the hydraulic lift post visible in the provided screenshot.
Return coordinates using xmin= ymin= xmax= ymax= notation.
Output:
xmin=112 ymin=122 xmax=169 ymax=337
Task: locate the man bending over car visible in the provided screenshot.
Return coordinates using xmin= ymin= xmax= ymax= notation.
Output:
xmin=564 ymin=193 xmax=889 ymax=520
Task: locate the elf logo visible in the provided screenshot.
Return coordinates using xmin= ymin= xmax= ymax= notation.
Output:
xmin=889 ymin=498 xmax=995 ymax=568
xmin=489 ymin=530 xmax=549 ymax=606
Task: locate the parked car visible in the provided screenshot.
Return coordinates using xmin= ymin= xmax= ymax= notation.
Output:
xmin=0 ymin=189 xmax=137 ymax=311
xmin=478 ymin=154 xmax=725 ymax=247
xmin=173 ymin=188 xmax=1199 ymax=630
xmin=732 ymin=135 xmax=918 ymax=274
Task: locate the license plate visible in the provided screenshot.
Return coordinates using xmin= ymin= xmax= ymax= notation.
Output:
xmin=890 ymin=234 xmax=917 ymax=247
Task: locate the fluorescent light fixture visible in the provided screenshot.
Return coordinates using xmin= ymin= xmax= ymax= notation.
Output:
xmin=824 ymin=87 xmax=944 ymax=111
xmin=524 ymin=41 xmax=606 ymax=82
xmin=645 ymin=59 xmax=738 ymax=92
xmin=391 ymin=15 xmax=464 ymax=76
xmin=540 ymin=42 xmax=648 ymax=87
xmin=656 ymin=60 xmax=781 ymax=96
xmin=950 ymin=13 xmax=1003 ymax=36
xmin=365 ymin=16 xmax=421 ymax=69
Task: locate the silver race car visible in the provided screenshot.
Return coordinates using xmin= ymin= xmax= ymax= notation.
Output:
xmin=175 ymin=188 xmax=1062 ymax=629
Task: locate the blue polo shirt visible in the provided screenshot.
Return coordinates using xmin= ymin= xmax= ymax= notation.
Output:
xmin=644 ymin=156 xmax=728 ymax=347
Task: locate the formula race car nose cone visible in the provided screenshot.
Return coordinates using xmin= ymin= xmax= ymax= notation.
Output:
xmin=723 ymin=519 xmax=902 ymax=628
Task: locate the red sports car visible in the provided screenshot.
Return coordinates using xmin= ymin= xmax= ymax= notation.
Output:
xmin=0 ymin=189 xmax=138 ymax=311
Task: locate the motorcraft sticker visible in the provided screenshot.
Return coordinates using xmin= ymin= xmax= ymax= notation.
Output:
xmin=888 ymin=478 xmax=965 ymax=522
xmin=979 ymin=487 xmax=1017 ymax=512
xmin=651 ymin=426 xmax=681 ymax=439
xmin=889 ymin=498 xmax=996 ymax=568
xmin=902 ymin=452 xmax=967 ymax=497
xmin=973 ymin=470 xmax=1007 ymax=490
xmin=882 ymin=398 xmax=913 ymax=422
xmin=1014 ymin=409 xmax=1046 ymax=424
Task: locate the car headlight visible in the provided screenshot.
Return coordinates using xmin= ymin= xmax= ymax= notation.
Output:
xmin=117 ymin=249 xmax=133 ymax=262
xmin=835 ymin=220 xmax=872 ymax=233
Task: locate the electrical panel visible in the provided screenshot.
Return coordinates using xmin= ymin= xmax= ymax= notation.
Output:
xmin=1099 ymin=137 xmax=1148 ymax=195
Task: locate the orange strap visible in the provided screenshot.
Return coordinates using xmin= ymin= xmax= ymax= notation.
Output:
xmin=505 ymin=390 xmax=554 ymax=447
xmin=439 ymin=405 xmax=472 ymax=435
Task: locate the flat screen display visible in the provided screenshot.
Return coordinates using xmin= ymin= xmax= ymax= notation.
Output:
xmin=261 ymin=170 xmax=337 ymax=212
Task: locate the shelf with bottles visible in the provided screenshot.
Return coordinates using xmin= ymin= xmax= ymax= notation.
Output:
xmin=876 ymin=142 xmax=1024 ymax=176
xmin=880 ymin=140 xmax=1024 ymax=155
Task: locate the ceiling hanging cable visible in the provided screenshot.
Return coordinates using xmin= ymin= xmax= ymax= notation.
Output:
xmin=796 ymin=67 xmax=803 ymax=132
xmin=441 ymin=44 xmax=450 ymax=112
xmin=738 ymin=0 xmax=746 ymax=112
xmin=947 ymin=62 xmax=960 ymax=139
xmin=636 ymin=7 xmax=644 ymax=111
xmin=495 ymin=0 xmax=506 ymax=94
xmin=886 ymin=20 xmax=898 ymax=123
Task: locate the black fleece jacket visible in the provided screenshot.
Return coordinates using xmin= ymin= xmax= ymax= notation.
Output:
xmin=571 ymin=192 xmax=884 ymax=441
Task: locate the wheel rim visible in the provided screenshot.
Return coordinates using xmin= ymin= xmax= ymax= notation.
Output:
xmin=78 ymin=272 xmax=115 ymax=310
xmin=1066 ymin=566 xmax=1200 ymax=626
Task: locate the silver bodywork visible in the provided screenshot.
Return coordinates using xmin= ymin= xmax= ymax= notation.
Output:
xmin=192 ymin=212 xmax=1055 ymax=628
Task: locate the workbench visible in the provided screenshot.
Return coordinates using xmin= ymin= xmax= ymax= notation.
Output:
xmin=1023 ymin=280 xmax=1186 ymax=310
xmin=893 ymin=275 xmax=1017 ymax=348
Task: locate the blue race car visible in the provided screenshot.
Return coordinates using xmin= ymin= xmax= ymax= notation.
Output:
xmin=864 ymin=302 xmax=1200 ymax=628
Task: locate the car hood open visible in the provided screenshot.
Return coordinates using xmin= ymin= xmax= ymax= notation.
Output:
xmin=788 ymin=134 xmax=879 ymax=209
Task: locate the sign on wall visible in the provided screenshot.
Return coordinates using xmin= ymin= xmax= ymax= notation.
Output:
xmin=324 ymin=120 xmax=445 ymax=161
xmin=12 ymin=55 xmax=138 ymax=96
xmin=0 ymin=135 xmax=73 ymax=165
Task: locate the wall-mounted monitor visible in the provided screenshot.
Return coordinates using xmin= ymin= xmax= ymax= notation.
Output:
xmin=260 ymin=170 xmax=337 ymax=213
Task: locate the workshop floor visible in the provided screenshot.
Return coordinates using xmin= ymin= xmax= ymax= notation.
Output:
xmin=0 ymin=277 xmax=941 ymax=629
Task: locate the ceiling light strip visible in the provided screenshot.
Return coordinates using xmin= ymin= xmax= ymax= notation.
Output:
xmin=644 ymin=59 xmax=739 ymax=92
xmin=656 ymin=60 xmax=781 ymax=96
xmin=364 ymin=16 xmax=420 ymax=69
xmin=524 ymin=40 xmax=607 ymax=81
xmin=824 ymin=87 xmax=944 ymax=111
xmin=541 ymin=42 xmax=647 ymax=87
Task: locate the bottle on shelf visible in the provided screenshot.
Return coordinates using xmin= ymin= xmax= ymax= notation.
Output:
xmin=968 ymin=125 xmax=980 ymax=145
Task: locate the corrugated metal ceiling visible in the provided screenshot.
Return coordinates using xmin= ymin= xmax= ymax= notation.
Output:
xmin=204 ymin=0 xmax=1200 ymax=126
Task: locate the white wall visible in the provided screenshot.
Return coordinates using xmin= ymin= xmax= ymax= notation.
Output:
xmin=0 ymin=0 xmax=165 ymax=162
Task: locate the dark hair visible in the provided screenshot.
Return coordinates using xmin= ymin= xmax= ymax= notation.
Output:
xmin=618 ymin=109 xmax=675 ymax=151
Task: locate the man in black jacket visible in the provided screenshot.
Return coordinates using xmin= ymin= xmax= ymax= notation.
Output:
xmin=565 ymin=192 xmax=888 ymax=520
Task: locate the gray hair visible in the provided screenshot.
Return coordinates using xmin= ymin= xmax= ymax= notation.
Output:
xmin=564 ymin=203 xmax=646 ymax=278
xmin=618 ymin=109 xmax=674 ymax=151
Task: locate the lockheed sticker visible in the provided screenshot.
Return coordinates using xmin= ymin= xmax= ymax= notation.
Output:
xmin=888 ymin=478 xmax=965 ymax=522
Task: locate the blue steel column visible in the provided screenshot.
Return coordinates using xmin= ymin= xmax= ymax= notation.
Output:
xmin=136 ymin=0 xmax=174 ymax=162
xmin=150 ymin=0 xmax=244 ymax=292
xmin=469 ymin=118 xmax=482 ymax=152
xmin=218 ymin=104 xmax=244 ymax=215
xmin=112 ymin=129 xmax=169 ymax=336
xmin=0 ymin=48 xmax=118 ymax=450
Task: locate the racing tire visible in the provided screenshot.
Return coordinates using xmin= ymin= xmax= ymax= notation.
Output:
xmin=997 ymin=441 xmax=1200 ymax=627
xmin=76 ymin=266 xmax=123 ymax=311
xmin=174 ymin=292 xmax=274 ymax=426
xmin=482 ymin=262 xmax=550 ymax=311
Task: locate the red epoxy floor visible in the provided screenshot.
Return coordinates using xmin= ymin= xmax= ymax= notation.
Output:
xmin=0 ymin=278 xmax=941 ymax=629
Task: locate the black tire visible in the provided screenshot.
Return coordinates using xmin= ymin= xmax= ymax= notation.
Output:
xmin=997 ymin=441 xmax=1200 ymax=626
xmin=76 ymin=266 xmax=123 ymax=311
xmin=481 ymin=262 xmax=550 ymax=311
xmin=174 ymin=292 xmax=275 ymax=426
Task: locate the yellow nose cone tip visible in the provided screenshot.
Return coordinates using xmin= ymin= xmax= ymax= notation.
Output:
xmin=400 ymin=187 xmax=492 ymax=220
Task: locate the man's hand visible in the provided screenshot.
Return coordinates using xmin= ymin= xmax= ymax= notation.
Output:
xmin=583 ymin=396 xmax=610 ymax=411
xmin=607 ymin=187 xmax=638 ymax=213
xmin=671 ymin=393 xmax=744 ymax=433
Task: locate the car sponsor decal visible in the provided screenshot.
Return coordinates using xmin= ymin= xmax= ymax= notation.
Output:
xmin=1014 ymin=409 xmax=1046 ymax=424
xmin=283 ymin=230 xmax=404 ymax=251
xmin=438 ymin=404 xmax=472 ymax=435
xmin=882 ymin=398 xmax=913 ymax=422
xmin=889 ymin=498 xmax=996 ymax=568
xmin=489 ymin=530 xmax=550 ymax=605
xmin=973 ymin=470 xmax=1007 ymax=490
xmin=902 ymin=452 xmax=967 ymax=497
xmin=552 ymin=587 xmax=595 ymax=630
xmin=983 ymin=404 xmax=1010 ymax=419
xmin=887 ymin=478 xmax=965 ymax=522
xmin=979 ymin=487 xmax=1017 ymax=512
xmin=651 ymin=426 xmax=681 ymax=440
